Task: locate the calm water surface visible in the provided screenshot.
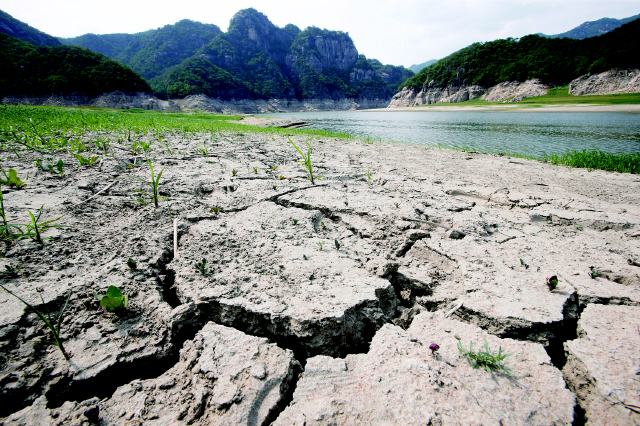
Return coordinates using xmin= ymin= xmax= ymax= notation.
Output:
xmin=261 ymin=111 xmax=640 ymax=156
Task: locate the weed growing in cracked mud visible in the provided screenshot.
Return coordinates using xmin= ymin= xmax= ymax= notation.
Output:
xmin=127 ymin=258 xmax=137 ymax=270
xmin=195 ymin=259 xmax=207 ymax=274
xmin=0 ymin=285 xmax=72 ymax=359
xmin=128 ymin=158 xmax=165 ymax=208
xmin=0 ymin=168 xmax=27 ymax=188
xmin=289 ymin=137 xmax=321 ymax=184
xmin=458 ymin=339 xmax=513 ymax=375
xmin=94 ymin=286 xmax=129 ymax=312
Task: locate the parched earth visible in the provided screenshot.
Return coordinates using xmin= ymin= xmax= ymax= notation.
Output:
xmin=0 ymin=125 xmax=639 ymax=425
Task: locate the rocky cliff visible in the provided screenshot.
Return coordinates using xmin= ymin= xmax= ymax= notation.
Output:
xmin=389 ymin=83 xmax=485 ymax=107
xmin=389 ymin=70 xmax=640 ymax=108
xmin=482 ymin=79 xmax=550 ymax=102
xmin=569 ymin=69 xmax=640 ymax=95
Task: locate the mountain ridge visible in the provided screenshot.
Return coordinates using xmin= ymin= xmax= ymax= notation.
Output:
xmin=64 ymin=8 xmax=413 ymax=102
xmin=538 ymin=13 xmax=640 ymax=40
xmin=0 ymin=9 xmax=61 ymax=47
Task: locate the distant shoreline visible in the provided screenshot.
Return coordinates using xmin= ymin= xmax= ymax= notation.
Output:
xmin=361 ymin=103 xmax=640 ymax=113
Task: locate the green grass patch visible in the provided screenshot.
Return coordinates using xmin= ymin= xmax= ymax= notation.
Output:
xmin=544 ymin=149 xmax=640 ymax=174
xmin=0 ymin=105 xmax=353 ymax=142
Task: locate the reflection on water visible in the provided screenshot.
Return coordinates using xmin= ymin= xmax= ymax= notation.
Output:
xmin=261 ymin=111 xmax=640 ymax=156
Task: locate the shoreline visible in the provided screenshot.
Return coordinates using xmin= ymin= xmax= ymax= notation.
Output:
xmin=361 ymin=103 xmax=640 ymax=113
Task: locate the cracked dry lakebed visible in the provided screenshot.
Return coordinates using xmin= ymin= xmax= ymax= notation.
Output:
xmin=0 ymin=128 xmax=639 ymax=426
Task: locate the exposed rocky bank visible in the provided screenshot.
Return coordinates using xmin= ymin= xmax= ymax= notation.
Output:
xmin=389 ymin=69 xmax=640 ymax=107
xmin=0 ymin=127 xmax=639 ymax=425
xmin=1 ymin=92 xmax=390 ymax=113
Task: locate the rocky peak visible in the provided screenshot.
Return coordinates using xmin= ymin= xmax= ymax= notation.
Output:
xmin=286 ymin=27 xmax=359 ymax=74
xmin=227 ymin=8 xmax=294 ymax=59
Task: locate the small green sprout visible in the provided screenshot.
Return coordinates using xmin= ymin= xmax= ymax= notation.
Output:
xmin=271 ymin=165 xmax=278 ymax=171
xmin=317 ymin=241 xmax=325 ymax=250
xmin=546 ymin=275 xmax=558 ymax=291
xmin=280 ymin=175 xmax=286 ymax=180
xmin=0 ymin=168 xmax=27 ymax=188
xmin=364 ymin=168 xmax=371 ymax=182
xmin=253 ymin=167 xmax=258 ymax=174
xmin=520 ymin=258 xmax=529 ymax=269
xmin=303 ymin=254 xmax=308 ymax=260
xmin=273 ymin=185 xmax=277 ymax=190
xmin=94 ymin=285 xmax=128 ymax=312
xmin=394 ymin=202 xmax=399 ymax=208
xmin=35 ymin=159 xmax=64 ymax=175
xmin=27 ymin=206 xmax=65 ymax=245
xmin=74 ymin=153 xmax=98 ymax=167
xmin=292 ymin=218 xmax=299 ymax=225
xmin=1 ymin=285 xmax=71 ymax=359
xmin=321 ymin=222 xmax=327 ymax=230
xmin=232 ymin=169 xmax=238 ymax=176
xmin=195 ymin=258 xmax=207 ymax=274
xmin=576 ymin=224 xmax=584 ymax=231
xmin=458 ymin=339 xmax=513 ymax=375
xmin=210 ymin=206 xmax=220 ymax=216
xmin=334 ymin=239 xmax=341 ymax=250
xmin=128 ymin=159 xmax=165 ymax=208
xmin=127 ymin=258 xmax=137 ymax=270
xmin=288 ymin=137 xmax=321 ymax=184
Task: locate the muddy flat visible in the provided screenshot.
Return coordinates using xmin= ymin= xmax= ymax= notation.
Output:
xmin=1 ymin=125 xmax=639 ymax=425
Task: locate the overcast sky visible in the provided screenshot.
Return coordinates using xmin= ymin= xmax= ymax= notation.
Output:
xmin=1 ymin=0 xmax=638 ymax=68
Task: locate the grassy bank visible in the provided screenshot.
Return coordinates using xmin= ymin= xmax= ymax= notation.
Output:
xmin=0 ymin=105 xmax=637 ymax=174
xmin=414 ymin=85 xmax=640 ymax=107
xmin=0 ymin=105 xmax=355 ymax=143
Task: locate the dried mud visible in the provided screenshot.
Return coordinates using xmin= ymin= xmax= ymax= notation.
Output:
xmin=1 ymin=127 xmax=639 ymax=425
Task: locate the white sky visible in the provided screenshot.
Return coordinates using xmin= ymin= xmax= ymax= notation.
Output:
xmin=1 ymin=0 xmax=638 ymax=68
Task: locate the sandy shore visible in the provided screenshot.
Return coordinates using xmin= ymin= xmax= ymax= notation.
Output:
xmin=362 ymin=103 xmax=640 ymax=113
xmin=1 ymin=126 xmax=639 ymax=424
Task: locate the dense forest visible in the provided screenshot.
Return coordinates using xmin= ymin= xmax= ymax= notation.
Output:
xmin=0 ymin=32 xmax=151 ymax=97
xmin=401 ymin=17 xmax=640 ymax=91
xmin=62 ymin=20 xmax=223 ymax=81
xmin=66 ymin=8 xmax=413 ymax=101
xmin=0 ymin=9 xmax=61 ymax=47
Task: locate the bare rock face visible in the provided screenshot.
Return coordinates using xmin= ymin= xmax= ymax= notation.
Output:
xmin=177 ymin=94 xmax=390 ymax=113
xmin=286 ymin=31 xmax=358 ymax=75
xmin=482 ymin=79 xmax=550 ymax=102
xmin=388 ymin=83 xmax=484 ymax=107
xmin=3 ymin=322 xmax=298 ymax=425
xmin=275 ymin=312 xmax=575 ymax=425
xmin=1 ymin=91 xmax=178 ymax=111
xmin=569 ymin=69 xmax=640 ymax=95
xmin=563 ymin=304 xmax=640 ymax=425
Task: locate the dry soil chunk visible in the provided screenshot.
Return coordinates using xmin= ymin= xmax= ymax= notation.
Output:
xmin=563 ymin=304 xmax=640 ymax=425
xmin=3 ymin=322 xmax=297 ymax=426
xmin=172 ymin=201 xmax=397 ymax=357
xmin=275 ymin=311 xmax=575 ymax=425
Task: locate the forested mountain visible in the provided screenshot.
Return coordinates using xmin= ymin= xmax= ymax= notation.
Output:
xmin=62 ymin=20 xmax=223 ymax=81
xmin=66 ymin=8 xmax=413 ymax=101
xmin=538 ymin=13 xmax=640 ymax=40
xmin=408 ymin=60 xmax=437 ymax=73
xmin=0 ymin=32 xmax=151 ymax=97
xmin=0 ymin=9 xmax=61 ymax=47
xmin=400 ymin=17 xmax=640 ymax=91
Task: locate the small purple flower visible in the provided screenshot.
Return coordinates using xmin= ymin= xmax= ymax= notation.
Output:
xmin=429 ymin=343 xmax=440 ymax=354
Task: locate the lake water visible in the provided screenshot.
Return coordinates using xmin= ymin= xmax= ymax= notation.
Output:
xmin=261 ymin=111 xmax=640 ymax=157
